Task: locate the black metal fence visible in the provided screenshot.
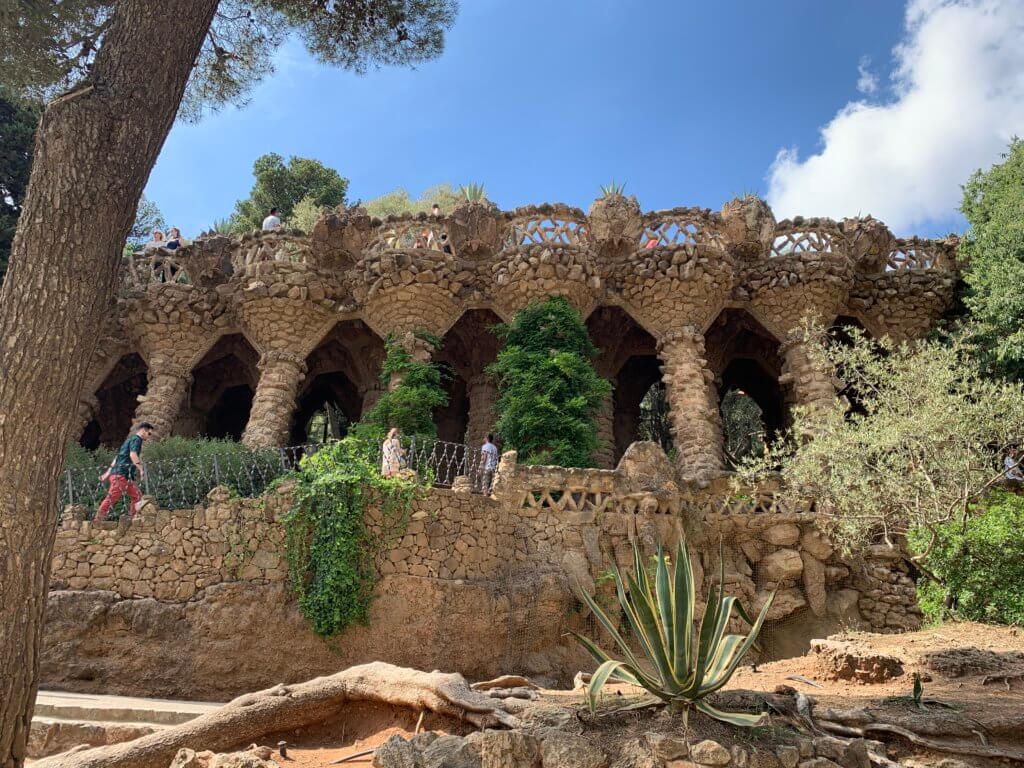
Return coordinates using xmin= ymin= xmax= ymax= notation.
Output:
xmin=59 ymin=436 xmax=496 ymax=520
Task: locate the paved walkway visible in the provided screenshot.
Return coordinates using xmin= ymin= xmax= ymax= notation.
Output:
xmin=35 ymin=690 xmax=224 ymax=726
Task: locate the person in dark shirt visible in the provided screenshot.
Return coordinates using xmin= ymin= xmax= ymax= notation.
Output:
xmin=95 ymin=422 xmax=154 ymax=521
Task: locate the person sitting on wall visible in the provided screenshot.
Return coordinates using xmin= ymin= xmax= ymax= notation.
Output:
xmin=478 ymin=433 xmax=499 ymax=494
xmin=381 ymin=427 xmax=405 ymax=478
xmin=164 ymin=226 xmax=184 ymax=250
xmin=95 ymin=422 xmax=154 ymax=521
xmin=144 ymin=229 xmax=166 ymax=250
xmin=262 ymin=207 xmax=282 ymax=231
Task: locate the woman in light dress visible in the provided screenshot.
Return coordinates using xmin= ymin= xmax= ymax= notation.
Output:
xmin=381 ymin=427 xmax=405 ymax=478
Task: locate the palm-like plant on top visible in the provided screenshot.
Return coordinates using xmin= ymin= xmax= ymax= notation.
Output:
xmin=459 ymin=182 xmax=487 ymax=203
xmin=572 ymin=539 xmax=775 ymax=727
xmin=599 ymin=180 xmax=627 ymax=197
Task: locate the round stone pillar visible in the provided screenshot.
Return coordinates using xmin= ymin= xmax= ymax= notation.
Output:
xmin=242 ymin=352 xmax=308 ymax=448
xmin=779 ymin=330 xmax=837 ymax=430
xmin=360 ymin=380 xmax=385 ymax=420
xmin=656 ymin=327 xmax=725 ymax=481
xmin=465 ymin=373 xmax=498 ymax=450
xmin=133 ymin=361 xmax=193 ymax=439
xmin=592 ymin=383 xmax=616 ymax=469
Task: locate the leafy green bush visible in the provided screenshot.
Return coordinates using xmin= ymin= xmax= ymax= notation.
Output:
xmin=283 ymin=437 xmax=418 ymax=636
xmin=488 ymin=297 xmax=611 ymax=466
xmin=359 ymin=331 xmax=448 ymax=440
xmin=910 ymin=491 xmax=1024 ymax=626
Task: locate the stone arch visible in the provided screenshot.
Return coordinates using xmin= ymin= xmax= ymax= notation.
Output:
xmin=705 ymin=308 xmax=787 ymax=443
xmin=179 ymin=333 xmax=260 ymax=440
xmin=79 ymin=353 xmax=149 ymax=449
xmin=586 ymin=306 xmax=662 ymax=465
xmin=292 ymin=319 xmax=386 ymax=444
xmin=436 ymin=309 xmax=503 ymax=447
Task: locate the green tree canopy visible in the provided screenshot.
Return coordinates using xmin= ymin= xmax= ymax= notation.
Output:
xmin=1 ymin=1 xmax=458 ymax=120
xmin=364 ymin=183 xmax=462 ymax=218
xmin=230 ymin=153 xmax=348 ymax=231
xmin=736 ymin=325 xmax=1024 ymax=571
xmin=961 ymin=139 xmax=1024 ymax=381
xmin=0 ymin=87 xmax=41 ymax=284
xmin=488 ymin=297 xmax=611 ymax=467
xmin=128 ymin=195 xmax=167 ymax=247
xmin=358 ymin=332 xmax=448 ymax=439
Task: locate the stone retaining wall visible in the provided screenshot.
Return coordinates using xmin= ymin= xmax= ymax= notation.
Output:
xmin=43 ymin=443 xmax=921 ymax=698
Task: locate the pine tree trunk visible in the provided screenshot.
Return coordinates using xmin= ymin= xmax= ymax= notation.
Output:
xmin=0 ymin=2 xmax=218 ymax=765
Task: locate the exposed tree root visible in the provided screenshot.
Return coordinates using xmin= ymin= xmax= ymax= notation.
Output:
xmin=34 ymin=662 xmax=521 ymax=768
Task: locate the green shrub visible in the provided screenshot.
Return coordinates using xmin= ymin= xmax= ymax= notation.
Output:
xmin=910 ymin=491 xmax=1024 ymax=626
xmin=359 ymin=331 xmax=448 ymax=440
xmin=283 ymin=437 xmax=418 ymax=636
xmin=488 ymin=297 xmax=611 ymax=467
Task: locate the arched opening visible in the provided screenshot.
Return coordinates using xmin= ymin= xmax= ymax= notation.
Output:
xmin=705 ymin=309 xmax=787 ymax=458
xmin=81 ymin=353 xmax=149 ymax=449
xmin=586 ymin=306 xmax=662 ymax=463
xmin=829 ymin=315 xmax=873 ymax=417
xmin=437 ymin=309 xmax=503 ymax=446
xmin=182 ymin=334 xmax=260 ymax=441
xmin=294 ymin=320 xmax=386 ymax=444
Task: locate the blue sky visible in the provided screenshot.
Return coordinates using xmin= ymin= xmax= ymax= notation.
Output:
xmin=146 ymin=0 xmax=1024 ymax=239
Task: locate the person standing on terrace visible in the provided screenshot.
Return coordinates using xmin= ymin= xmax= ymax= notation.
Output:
xmin=479 ymin=433 xmax=499 ymax=493
xmin=95 ymin=422 xmax=154 ymax=521
xmin=262 ymin=207 xmax=282 ymax=231
xmin=381 ymin=427 xmax=405 ymax=478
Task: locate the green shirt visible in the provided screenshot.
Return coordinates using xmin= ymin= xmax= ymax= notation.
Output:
xmin=112 ymin=434 xmax=143 ymax=480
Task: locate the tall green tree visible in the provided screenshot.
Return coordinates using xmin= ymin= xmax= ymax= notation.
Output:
xmin=488 ymin=297 xmax=611 ymax=467
xmin=961 ymin=138 xmax=1024 ymax=381
xmin=358 ymin=332 xmax=448 ymax=439
xmin=0 ymin=2 xmax=457 ymax=762
xmin=230 ymin=152 xmax=348 ymax=231
xmin=0 ymin=88 xmax=40 ymax=285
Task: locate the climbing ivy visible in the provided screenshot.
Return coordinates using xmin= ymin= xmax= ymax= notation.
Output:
xmin=283 ymin=437 xmax=418 ymax=636
xmin=488 ymin=297 xmax=611 ymax=467
xmin=358 ymin=330 xmax=448 ymax=440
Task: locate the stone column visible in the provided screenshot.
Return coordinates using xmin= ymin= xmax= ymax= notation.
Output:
xmin=657 ymin=327 xmax=725 ymax=481
xmin=75 ymin=395 xmax=100 ymax=434
xmin=387 ymin=331 xmax=436 ymax=391
xmin=465 ymin=373 xmax=498 ymax=450
xmin=133 ymin=360 xmax=193 ymax=439
xmin=779 ymin=330 xmax=837 ymax=433
xmin=359 ymin=380 xmax=385 ymax=420
xmin=592 ymin=383 xmax=616 ymax=469
xmin=242 ymin=352 xmax=308 ymax=448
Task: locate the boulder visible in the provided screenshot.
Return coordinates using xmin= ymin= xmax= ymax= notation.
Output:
xmin=800 ymin=530 xmax=834 ymax=561
xmin=763 ymin=524 xmax=800 ymax=546
xmin=375 ymin=735 xmax=425 ymax=768
xmin=423 ymin=734 xmax=479 ymax=768
xmin=690 ymin=739 xmax=731 ymax=766
xmin=757 ymin=549 xmax=803 ymax=585
xmin=801 ymin=553 xmax=827 ymax=617
xmin=472 ymin=730 xmax=540 ymax=768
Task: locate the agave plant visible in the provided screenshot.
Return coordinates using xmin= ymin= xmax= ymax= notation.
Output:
xmin=572 ymin=539 xmax=775 ymax=726
xmin=460 ymin=182 xmax=487 ymax=203
xmin=600 ymin=180 xmax=627 ymax=197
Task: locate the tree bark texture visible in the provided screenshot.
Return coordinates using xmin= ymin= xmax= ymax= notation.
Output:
xmin=0 ymin=2 xmax=219 ymax=765
xmin=33 ymin=662 xmax=522 ymax=768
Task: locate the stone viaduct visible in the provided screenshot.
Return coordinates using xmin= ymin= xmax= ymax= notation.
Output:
xmin=78 ymin=194 xmax=958 ymax=479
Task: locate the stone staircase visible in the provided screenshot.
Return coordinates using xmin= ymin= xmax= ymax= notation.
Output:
xmin=29 ymin=691 xmax=223 ymax=760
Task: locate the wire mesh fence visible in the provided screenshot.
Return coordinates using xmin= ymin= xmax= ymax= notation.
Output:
xmin=59 ymin=435 xmax=495 ymax=520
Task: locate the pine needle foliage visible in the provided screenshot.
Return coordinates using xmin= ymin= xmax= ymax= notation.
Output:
xmin=573 ymin=539 xmax=774 ymax=726
xmin=487 ymin=297 xmax=611 ymax=466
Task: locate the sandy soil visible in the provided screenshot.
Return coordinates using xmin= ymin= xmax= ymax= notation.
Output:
xmin=250 ymin=622 xmax=1024 ymax=768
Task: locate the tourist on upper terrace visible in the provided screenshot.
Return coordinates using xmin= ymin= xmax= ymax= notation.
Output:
xmin=165 ymin=227 xmax=184 ymax=250
xmin=439 ymin=231 xmax=453 ymax=254
xmin=262 ymin=207 xmax=282 ymax=231
xmin=381 ymin=427 xmax=405 ymax=478
xmin=431 ymin=203 xmax=441 ymax=217
xmin=95 ymin=422 xmax=154 ymax=521
xmin=144 ymin=230 xmax=166 ymax=250
xmin=478 ymin=433 xmax=499 ymax=494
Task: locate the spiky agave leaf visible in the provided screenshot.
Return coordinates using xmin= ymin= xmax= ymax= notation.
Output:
xmin=600 ymin=180 xmax=626 ymax=197
xmin=572 ymin=538 xmax=775 ymax=727
xmin=460 ymin=182 xmax=486 ymax=202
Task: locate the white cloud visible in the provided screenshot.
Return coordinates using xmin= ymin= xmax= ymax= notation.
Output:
xmin=856 ymin=56 xmax=878 ymax=95
xmin=767 ymin=0 xmax=1024 ymax=234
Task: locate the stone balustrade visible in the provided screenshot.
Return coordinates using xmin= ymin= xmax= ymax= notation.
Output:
xmin=231 ymin=229 xmax=313 ymax=271
xmin=121 ymin=249 xmax=191 ymax=291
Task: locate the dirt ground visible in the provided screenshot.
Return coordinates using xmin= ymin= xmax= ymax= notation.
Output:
xmin=246 ymin=622 xmax=1024 ymax=768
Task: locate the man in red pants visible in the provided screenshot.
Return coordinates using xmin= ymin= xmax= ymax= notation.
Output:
xmin=96 ymin=422 xmax=154 ymax=521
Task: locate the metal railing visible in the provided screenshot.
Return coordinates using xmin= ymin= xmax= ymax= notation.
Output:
xmin=59 ymin=436 xmax=497 ymax=520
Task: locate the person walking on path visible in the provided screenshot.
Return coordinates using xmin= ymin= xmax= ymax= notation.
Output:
xmin=95 ymin=422 xmax=154 ymax=521
xmin=478 ymin=433 xmax=499 ymax=493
